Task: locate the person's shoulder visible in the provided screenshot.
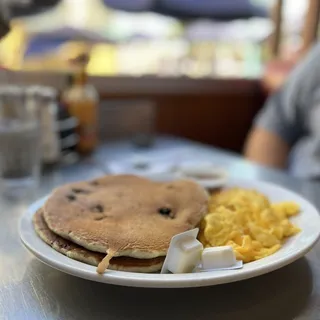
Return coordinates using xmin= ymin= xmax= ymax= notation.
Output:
xmin=308 ymin=42 xmax=320 ymax=54
xmin=284 ymin=43 xmax=320 ymax=98
xmin=295 ymin=43 xmax=320 ymax=72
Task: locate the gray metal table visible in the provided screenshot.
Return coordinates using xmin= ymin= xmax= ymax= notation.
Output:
xmin=1 ymin=136 xmax=320 ymax=320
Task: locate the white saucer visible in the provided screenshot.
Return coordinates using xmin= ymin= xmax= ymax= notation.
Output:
xmin=173 ymin=163 xmax=228 ymax=188
xmin=19 ymin=177 xmax=320 ymax=288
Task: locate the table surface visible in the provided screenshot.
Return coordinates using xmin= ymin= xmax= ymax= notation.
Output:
xmin=1 ymin=136 xmax=320 ymax=320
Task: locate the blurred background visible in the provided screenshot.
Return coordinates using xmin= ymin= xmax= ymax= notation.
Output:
xmin=0 ymin=0 xmax=318 ymax=154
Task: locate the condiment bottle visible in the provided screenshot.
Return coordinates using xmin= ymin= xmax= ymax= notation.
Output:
xmin=61 ymin=68 xmax=99 ymax=155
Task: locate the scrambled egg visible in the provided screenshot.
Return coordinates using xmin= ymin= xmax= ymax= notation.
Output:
xmin=198 ymin=188 xmax=300 ymax=263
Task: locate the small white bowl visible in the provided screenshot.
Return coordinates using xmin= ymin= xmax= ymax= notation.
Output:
xmin=174 ymin=164 xmax=228 ymax=189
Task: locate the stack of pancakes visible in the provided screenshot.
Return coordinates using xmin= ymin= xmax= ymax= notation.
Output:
xmin=33 ymin=174 xmax=209 ymax=273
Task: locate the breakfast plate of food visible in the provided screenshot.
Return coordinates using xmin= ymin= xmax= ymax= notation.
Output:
xmin=19 ymin=174 xmax=320 ymax=288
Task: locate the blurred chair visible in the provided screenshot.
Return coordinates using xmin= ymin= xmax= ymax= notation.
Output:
xmin=263 ymin=0 xmax=320 ymax=93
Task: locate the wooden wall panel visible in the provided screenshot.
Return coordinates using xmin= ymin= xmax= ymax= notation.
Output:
xmin=155 ymin=92 xmax=263 ymax=152
xmin=97 ymin=78 xmax=264 ymax=153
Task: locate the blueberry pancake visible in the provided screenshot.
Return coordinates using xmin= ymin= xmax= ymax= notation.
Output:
xmin=42 ymin=174 xmax=209 ymax=273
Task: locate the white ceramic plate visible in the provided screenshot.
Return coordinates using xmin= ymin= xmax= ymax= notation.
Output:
xmin=20 ymin=177 xmax=320 ymax=288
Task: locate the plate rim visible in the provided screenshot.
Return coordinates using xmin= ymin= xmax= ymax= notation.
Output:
xmin=19 ymin=177 xmax=320 ymax=288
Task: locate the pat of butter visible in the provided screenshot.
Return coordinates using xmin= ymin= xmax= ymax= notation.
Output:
xmin=201 ymin=246 xmax=236 ymax=270
xmin=161 ymin=229 xmax=203 ymax=274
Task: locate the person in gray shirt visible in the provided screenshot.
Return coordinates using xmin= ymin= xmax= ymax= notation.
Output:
xmin=245 ymin=43 xmax=320 ymax=179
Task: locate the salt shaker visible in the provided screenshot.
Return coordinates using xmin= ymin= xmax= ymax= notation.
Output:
xmin=26 ymin=86 xmax=61 ymax=166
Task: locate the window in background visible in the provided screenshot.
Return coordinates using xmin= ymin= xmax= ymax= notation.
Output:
xmin=281 ymin=0 xmax=308 ymax=58
xmin=0 ymin=0 xmax=275 ymax=78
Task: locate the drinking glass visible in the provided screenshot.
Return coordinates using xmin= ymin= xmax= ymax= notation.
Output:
xmin=0 ymin=85 xmax=41 ymax=197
